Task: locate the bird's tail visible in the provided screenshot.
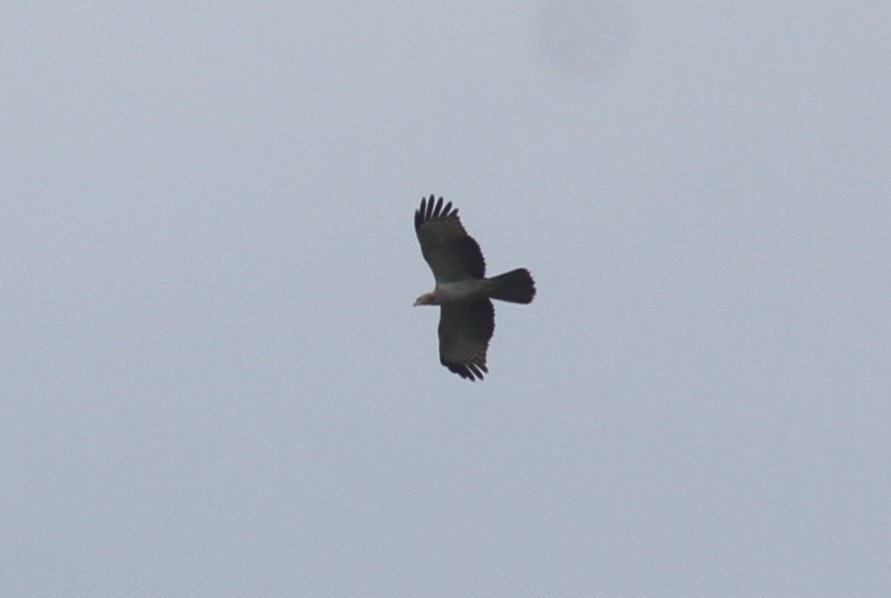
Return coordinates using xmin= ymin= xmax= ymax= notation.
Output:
xmin=489 ymin=268 xmax=536 ymax=304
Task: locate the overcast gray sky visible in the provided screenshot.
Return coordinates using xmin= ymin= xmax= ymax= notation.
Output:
xmin=3 ymin=1 xmax=890 ymax=596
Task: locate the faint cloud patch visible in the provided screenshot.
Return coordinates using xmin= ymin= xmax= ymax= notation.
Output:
xmin=536 ymin=0 xmax=630 ymax=81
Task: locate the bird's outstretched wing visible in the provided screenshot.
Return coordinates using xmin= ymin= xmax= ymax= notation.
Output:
xmin=415 ymin=195 xmax=485 ymax=283
xmin=438 ymin=299 xmax=494 ymax=381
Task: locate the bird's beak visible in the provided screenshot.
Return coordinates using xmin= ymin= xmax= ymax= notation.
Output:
xmin=413 ymin=292 xmax=433 ymax=306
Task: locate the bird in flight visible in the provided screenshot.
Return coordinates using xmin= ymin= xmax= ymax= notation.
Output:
xmin=413 ymin=195 xmax=536 ymax=380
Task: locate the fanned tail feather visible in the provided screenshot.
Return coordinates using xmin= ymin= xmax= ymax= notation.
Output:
xmin=490 ymin=268 xmax=536 ymax=304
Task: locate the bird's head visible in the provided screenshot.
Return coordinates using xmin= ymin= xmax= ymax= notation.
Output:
xmin=413 ymin=292 xmax=437 ymax=307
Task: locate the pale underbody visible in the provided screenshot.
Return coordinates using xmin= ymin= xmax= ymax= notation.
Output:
xmin=414 ymin=279 xmax=495 ymax=306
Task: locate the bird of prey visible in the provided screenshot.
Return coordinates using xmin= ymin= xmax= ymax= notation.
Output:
xmin=413 ymin=195 xmax=536 ymax=380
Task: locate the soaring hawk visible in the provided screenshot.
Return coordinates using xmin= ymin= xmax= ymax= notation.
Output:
xmin=413 ymin=195 xmax=536 ymax=381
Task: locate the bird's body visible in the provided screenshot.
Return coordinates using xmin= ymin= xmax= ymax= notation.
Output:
xmin=413 ymin=195 xmax=535 ymax=381
xmin=416 ymin=279 xmax=494 ymax=304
